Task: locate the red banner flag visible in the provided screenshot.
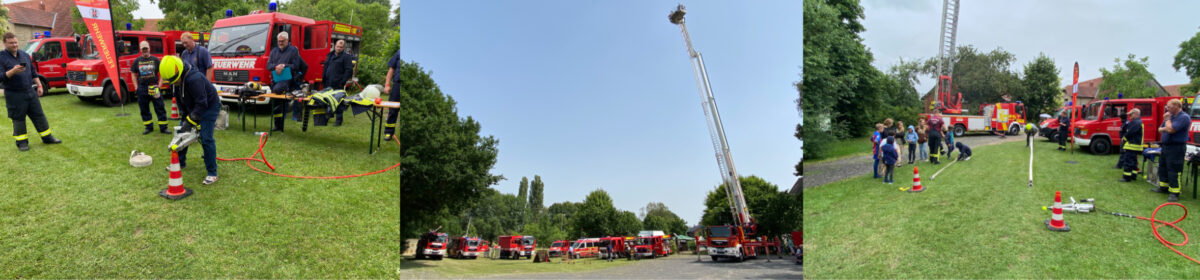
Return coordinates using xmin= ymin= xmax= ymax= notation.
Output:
xmin=74 ymin=0 xmax=120 ymax=101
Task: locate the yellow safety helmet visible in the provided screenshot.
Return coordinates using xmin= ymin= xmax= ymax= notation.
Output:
xmin=159 ymin=55 xmax=185 ymax=84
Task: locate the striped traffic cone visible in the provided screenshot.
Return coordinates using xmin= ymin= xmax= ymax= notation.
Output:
xmin=909 ymin=166 xmax=924 ymax=192
xmin=159 ymin=150 xmax=193 ymax=200
xmin=169 ymin=98 xmax=180 ymax=120
xmin=1044 ymin=191 xmax=1070 ymax=232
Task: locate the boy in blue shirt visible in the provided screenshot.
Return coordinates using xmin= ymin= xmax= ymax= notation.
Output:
xmin=905 ymin=125 xmax=918 ymax=164
xmin=881 ymin=136 xmax=899 ymax=184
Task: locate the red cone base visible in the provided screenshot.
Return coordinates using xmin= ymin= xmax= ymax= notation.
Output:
xmin=159 ymin=188 xmax=193 ymax=200
xmin=1044 ymin=219 xmax=1070 ymax=232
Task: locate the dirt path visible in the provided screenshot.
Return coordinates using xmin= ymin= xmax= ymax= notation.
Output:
xmin=804 ymin=134 xmax=1025 ymax=189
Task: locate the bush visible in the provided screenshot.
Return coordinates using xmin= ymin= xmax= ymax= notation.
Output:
xmin=803 ymin=123 xmax=837 ymax=161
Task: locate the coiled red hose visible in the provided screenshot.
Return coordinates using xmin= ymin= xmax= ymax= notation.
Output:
xmin=1131 ymin=203 xmax=1199 ymax=264
xmin=217 ymin=132 xmax=401 ymax=179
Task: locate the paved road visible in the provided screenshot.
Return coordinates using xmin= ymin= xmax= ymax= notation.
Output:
xmin=805 ymin=134 xmax=1025 ymax=189
xmin=474 ymin=254 xmax=802 ymax=279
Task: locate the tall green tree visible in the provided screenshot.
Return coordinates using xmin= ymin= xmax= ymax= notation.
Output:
xmin=570 ymin=189 xmax=620 ymax=238
xmin=281 ymin=0 xmax=392 ymax=57
xmin=72 ymin=0 xmax=143 ymax=34
xmin=752 ymin=189 xmax=802 ymax=238
xmin=1174 ymin=29 xmax=1200 ymax=96
xmin=0 ymin=6 xmax=10 ymax=35
xmin=614 ymin=211 xmax=643 ymax=236
xmin=1021 ymin=54 xmax=1063 ymax=117
xmin=640 ymin=202 xmax=688 ymax=236
xmin=1099 ymin=54 xmax=1157 ymax=99
xmin=153 ymin=0 xmax=269 ymax=32
xmin=398 ymin=61 xmax=503 ymax=243
xmin=529 ymin=175 xmax=544 ymax=215
xmin=802 ymin=0 xmax=884 ymax=140
xmin=700 ymin=176 xmax=783 ymax=227
xmin=918 ymin=45 xmax=1024 ymax=112
xmin=517 ymin=177 xmax=529 ymax=207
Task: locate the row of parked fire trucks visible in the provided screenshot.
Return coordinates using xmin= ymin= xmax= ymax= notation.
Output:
xmin=412 ymin=231 xmax=680 ymax=261
xmin=1035 ymin=95 xmax=1200 ymax=155
xmin=22 ymin=4 xmax=362 ymax=107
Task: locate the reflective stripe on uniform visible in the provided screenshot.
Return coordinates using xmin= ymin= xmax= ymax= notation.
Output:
xmin=38 ymin=130 xmax=51 ymax=137
xmin=273 ymin=114 xmax=284 ymax=118
xmin=384 ymin=123 xmax=397 ymax=128
xmin=13 ymin=134 xmax=28 ymax=141
xmin=143 ymin=120 xmax=153 ymax=125
xmin=158 ymin=121 xmax=169 ymax=125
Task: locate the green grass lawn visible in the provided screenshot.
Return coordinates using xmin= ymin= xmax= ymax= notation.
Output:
xmin=808 ymin=136 xmax=873 ymax=164
xmin=804 ymin=139 xmax=1200 ymax=278
xmin=399 ymin=253 xmax=665 ymax=278
xmin=0 ymin=92 xmax=399 ymax=278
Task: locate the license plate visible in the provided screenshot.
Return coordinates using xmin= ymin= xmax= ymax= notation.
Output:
xmin=68 ymin=85 xmax=76 ymax=92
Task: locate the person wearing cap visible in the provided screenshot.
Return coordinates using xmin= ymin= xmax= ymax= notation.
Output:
xmin=131 ymin=41 xmax=170 ymax=135
xmin=266 ymin=31 xmax=306 ymax=131
xmin=382 ymin=48 xmax=403 ymax=141
xmin=0 ymin=32 xmax=60 ymax=151
xmin=160 ymin=55 xmax=220 ymax=185
xmin=323 ymin=39 xmax=355 ymax=126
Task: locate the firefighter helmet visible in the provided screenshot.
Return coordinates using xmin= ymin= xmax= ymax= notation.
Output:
xmin=360 ymin=84 xmax=382 ymax=101
xmin=160 ymin=55 xmax=185 ymax=84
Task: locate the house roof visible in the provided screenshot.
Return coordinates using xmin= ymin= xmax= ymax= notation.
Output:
xmin=6 ymin=0 xmax=75 ymax=38
xmin=1061 ymin=77 xmax=1103 ymax=99
xmin=1163 ymin=83 xmax=1193 ymax=97
xmin=140 ymin=19 xmax=162 ymax=32
xmin=5 ymin=5 xmax=56 ymax=29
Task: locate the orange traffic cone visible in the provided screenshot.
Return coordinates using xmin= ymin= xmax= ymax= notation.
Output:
xmin=169 ymin=97 xmax=180 ymax=120
xmin=909 ymin=166 xmax=924 ymax=192
xmin=1045 ymin=191 xmax=1070 ymax=232
xmin=159 ymin=150 xmax=193 ymax=200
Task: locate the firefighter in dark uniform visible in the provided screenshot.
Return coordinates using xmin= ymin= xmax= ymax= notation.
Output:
xmin=0 ymin=32 xmax=61 ymax=151
xmin=1116 ymin=111 xmax=1128 ymax=168
xmin=322 ymin=39 xmax=355 ymax=126
xmin=383 ymin=48 xmax=403 ymax=141
xmin=1057 ymin=109 xmax=1071 ymax=151
xmin=1119 ymin=109 xmax=1143 ymax=182
xmin=131 ymin=41 xmax=170 ymax=135
xmin=1153 ymin=99 xmax=1190 ymax=202
xmin=925 ymin=112 xmax=945 ymax=164
xmin=266 ymin=31 xmax=306 ymax=132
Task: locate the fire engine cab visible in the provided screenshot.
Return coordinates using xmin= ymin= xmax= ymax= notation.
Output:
xmin=23 ymin=32 xmax=84 ymax=91
xmin=65 ymin=29 xmax=206 ymax=107
xmin=207 ymin=8 xmax=362 ymax=105
xmin=1072 ymin=96 xmax=1180 ymax=154
xmin=921 ymin=102 xmax=1027 ymax=137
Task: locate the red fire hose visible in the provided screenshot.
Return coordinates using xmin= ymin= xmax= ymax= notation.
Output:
xmin=1109 ymin=203 xmax=1199 ymax=264
xmin=216 ymin=132 xmax=401 ymax=179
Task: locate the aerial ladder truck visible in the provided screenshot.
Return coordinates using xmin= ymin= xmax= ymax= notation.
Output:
xmin=669 ymin=4 xmax=778 ymax=262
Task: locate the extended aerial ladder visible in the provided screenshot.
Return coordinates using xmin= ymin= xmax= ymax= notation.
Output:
xmin=934 ymin=0 xmax=962 ymax=114
xmin=668 ymin=4 xmax=750 ymax=229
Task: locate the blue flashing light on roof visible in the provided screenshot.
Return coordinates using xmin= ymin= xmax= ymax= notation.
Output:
xmin=226 ymin=9 xmax=234 ymax=18
xmin=269 ymin=2 xmax=277 ymax=12
xmin=126 ymin=23 xmax=132 ymax=30
xmin=43 ymin=31 xmax=50 ymax=38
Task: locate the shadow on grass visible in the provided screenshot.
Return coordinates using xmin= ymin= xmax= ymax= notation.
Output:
xmin=399 ymin=256 xmax=437 ymax=270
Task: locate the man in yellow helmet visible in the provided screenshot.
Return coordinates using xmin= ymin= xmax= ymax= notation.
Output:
xmin=160 ymin=55 xmax=220 ymax=185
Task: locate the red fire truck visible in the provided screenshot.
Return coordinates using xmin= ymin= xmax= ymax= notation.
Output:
xmin=447 ymin=236 xmax=481 ymax=259
xmin=548 ymin=240 xmax=570 ymax=257
xmin=597 ymin=236 xmax=628 ymax=259
xmin=414 ymin=231 xmax=448 ymax=260
xmin=921 ymin=102 xmax=1028 ymax=137
xmin=497 ymin=235 xmax=536 ymax=259
xmin=1039 ymin=106 xmax=1074 ymax=141
xmin=633 ymin=235 xmax=670 ymax=259
xmin=23 ymin=34 xmax=84 ymax=90
xmin=207 ymin=9 xmax=363 ymax=105
xmin=65 ymin=30 xmax=205 ymax=107
xmin=1072 ymin=96 xmax=1180 ymax=154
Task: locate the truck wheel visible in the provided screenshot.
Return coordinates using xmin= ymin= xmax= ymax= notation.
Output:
xmin=102 ymin=83 xmax=121 ymax=107
xmin=433 ymin=255 xmax=443 ymax=260
xmin=1045 ymin=130 xmax=1057 ymax=141
xmin=1090 ymin=137 xmax=1111 ymax=155
xmin=711 ymin=256 xmax=719 ymax=262
xmin=954 ymin=124 xmax=966 ymax=137
xmin=1008 ymin=125 xmax=1020 ymax=136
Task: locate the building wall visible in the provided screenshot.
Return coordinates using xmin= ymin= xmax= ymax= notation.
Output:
xmin=5 ymin=23 xmax=52 ymax=43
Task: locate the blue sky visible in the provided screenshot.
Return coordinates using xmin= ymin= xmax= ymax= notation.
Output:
xmin=400 ymin=0 xmax=801 ymax=226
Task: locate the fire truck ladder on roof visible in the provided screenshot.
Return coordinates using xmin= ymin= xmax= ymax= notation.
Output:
xmin=937 ymin=0 xmax=959 ymax=79
xmin=669 ymin=4 xmax=750 ymax=227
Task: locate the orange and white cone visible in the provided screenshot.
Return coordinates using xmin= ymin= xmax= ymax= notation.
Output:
xmin=909 ymin=166 xmax=924 ymax=192
xmin=1045 ymin=191 xmax=1070 ymax=232
xmin=159 ymin=150 xmax=193 ymax=200
xmin=169 ymin=98 xmax=180 ymax=120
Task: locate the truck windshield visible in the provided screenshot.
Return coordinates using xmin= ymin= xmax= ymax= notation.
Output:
xmin=638 ymin=238 xmax=654 ymax=245
xmin=1191 ymin=95 xmax=1200 ymax=119
xmin=467 ymin=240 xmax=479 ymax=246
xmin=22 ymin=41 xmax=39 ymax=54
xmin=435 ymin=235 xmax=447 ymax=243
xmin=552 ymin=242 xmax=564 ymax=247
xmin=209 ymin=23 xmax=271 ymax=57
xmin=1084 ymin=103 xmax=1101 ymax=121
xmin=707 ymin=226 xmax=732 ymax=237
xmin=522 ymin=237 xmax=534 ymax=245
